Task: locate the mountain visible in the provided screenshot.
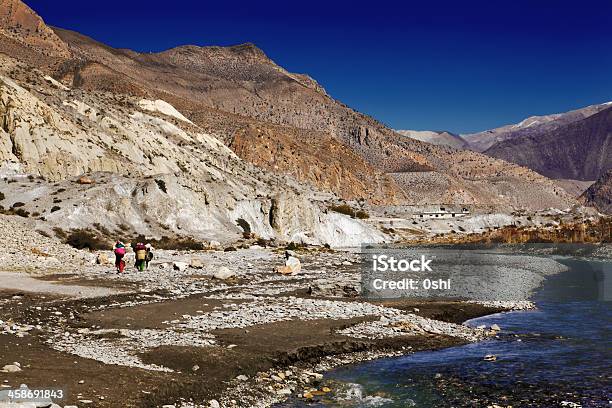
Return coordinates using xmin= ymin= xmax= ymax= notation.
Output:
xmin=580 ymin=170 xmax=612 ymax=214
xmin=463 ymin=102 xmax=612 ymax=152
xmin=0 ymin=0 xmax=69 ymax=60
xmin=0 ymin=0 xmax=577 ymax=214
xmin=483 ymin=106 xmax=612 ymax=181
xmin=395 ymin=129 xmax=468 ymax=149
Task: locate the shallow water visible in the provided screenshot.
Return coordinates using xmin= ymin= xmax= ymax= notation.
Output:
xmin=317 ymin=257 xmax=611 ymax=407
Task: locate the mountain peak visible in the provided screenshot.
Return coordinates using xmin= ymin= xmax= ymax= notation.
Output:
xmin=0 ymin=0 xmax=70 ymax=57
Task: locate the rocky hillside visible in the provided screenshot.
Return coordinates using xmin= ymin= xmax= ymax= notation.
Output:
xmin=396 ymin=129 xmax=468 ymax=149
xmin=0 ymin=0 xmax=68 ymax=56
xmin=484 ymin=106 xmax=612 ymax=181
xmin=0 ymin=0 xmax=578 ymax=213
xmin=580 ymin=170 xmax=612 ymax=214
xmin=0 ymin=56 xmax=387 ymax=246
xmin=464 ymin=102 xmax=612 ymax=152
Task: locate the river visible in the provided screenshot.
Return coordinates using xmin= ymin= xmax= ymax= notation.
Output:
xmin=317 ymin=256 xmax=611 ymax=407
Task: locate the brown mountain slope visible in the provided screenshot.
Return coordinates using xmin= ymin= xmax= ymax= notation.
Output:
xmin=580 ymin=170 xmax=612 ymax=214
xmin=0 ymin=0 xmax=69 ymax=58
xmin=484 ymin=107 xmax=612 ymax=181
xmin=0 ymin=0 xmax=577 ymax=210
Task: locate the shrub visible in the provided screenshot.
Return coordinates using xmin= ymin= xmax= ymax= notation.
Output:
xmin=355 ymin=210 xmax=369 ymax=219
xmin=64 ymin=229 xmax=110 ymax=250
xmin=93 ymin=222 xmax=112 ymax=236
xmin=11 ymin=202 xmax=25 ymax=208
xmin=50 ymin=205 xmax=61 ymax=213
xmin=286 ymin=241 xmax=306 ymax=250
xmin=13 ymin=208 xmax=29 ymax=217
xmin=0 ymin=191 xmax=4 ymax=200
xmin=36 ymin=230 xmax=51 ymax=238
xmin=130 ymin=234 xmax=204 ymax=251
xmin=329 ymin=204 xmax=369 ymax=219
xmin=52 ymin=227 xmax=67 ymax=240
xmin=329 ymin=204 xmax=355 ymax=217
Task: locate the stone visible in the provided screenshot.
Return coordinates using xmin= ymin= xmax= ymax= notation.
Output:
xmin=1 ymin=364 xmax=21 ymax=372
xmin=77 ymin=175 xmax=94 ymax=185
xmin=483 ymin=354 xmax=497 ymax=361
xmin=189 ymin=258 xmax=204 ymax=269
xmin=276 ymin=388 xmax=292 ymax=395
xmin=277 ymin=256 xmax=301 ymax=275
xmin=172 ymin=262 xmax=189 ymax=271
xmin=162 ymin=405 xmax=176 ymax=408
xmin=96 ymin=253 xmax=109 ymax=265
xmin=490 ymin=324 xmax=501 ymax=331
xmin=236 ymin=374 xmax=248 ymax=381
xmin=208 ymin=400 xmax=220 ymax=408
xmin=192 ymin=365 xmax=200 ymax=371
xmin=213 ymin=266 xmax=235 ymax=280
xmin=305 ymin=371 xmax=323 ymax=380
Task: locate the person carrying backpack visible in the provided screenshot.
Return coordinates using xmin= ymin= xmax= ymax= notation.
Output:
xmin=113 ymin=241 xmax=126 ymax=273
xmin=145 ymin=243 xmax=154 ymax=270
xmin=135 ymin=242 xmax=147 ymax=271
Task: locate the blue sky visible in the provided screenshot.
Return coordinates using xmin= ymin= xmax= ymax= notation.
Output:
xmin=24 ymin=0 xmax=612 ymax=133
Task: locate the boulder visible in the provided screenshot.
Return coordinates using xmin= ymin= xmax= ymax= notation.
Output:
xmin=1 ymin=364 xmax=21 ymax=372
xmin=213 ymin=266 xmax=235 ymax=280
xmin=96 ymin=253 xmax=110 ymax=265
xmin=173 ymin=261 xmax=189 ymax=271
xmin=205 ymin=240 xmax=221 ymax=250
xmin=277 ymin=256 xmax=301 ymax=275
xmin=190 ymin=258 xmax=204 ymax=269
xmin=209 ymin=400 xmax=220 ymax=408
xmin=77 ymin=175 xmax=95 ymax=184
xmin=483 ymin=354 xmax=497 ymax=361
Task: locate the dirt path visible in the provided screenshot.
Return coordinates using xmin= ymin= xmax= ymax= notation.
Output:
xmin=0 ymin=271 xmax=122 ymax=298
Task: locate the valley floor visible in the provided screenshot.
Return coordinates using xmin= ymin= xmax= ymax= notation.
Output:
xmin=0 ymin=241 xmax=516 ymax=408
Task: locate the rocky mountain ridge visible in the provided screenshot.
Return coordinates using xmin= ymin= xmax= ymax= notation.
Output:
xmin=483 ymin=106 xmax=612 ymax=181
xmin=464 ymin=102 xmax=612 ymax=152
xmin=396 ymin=129 xmax=468 ymax=149
xmin=0 ymin=0 xmax=579 ymax=222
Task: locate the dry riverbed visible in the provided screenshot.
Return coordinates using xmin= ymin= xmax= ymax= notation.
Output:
xmin=0 ymin=242 xmax=525 ymax=408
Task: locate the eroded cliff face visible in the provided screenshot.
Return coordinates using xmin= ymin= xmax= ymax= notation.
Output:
xmin=0 ymin=57 xmax=386 ymax=247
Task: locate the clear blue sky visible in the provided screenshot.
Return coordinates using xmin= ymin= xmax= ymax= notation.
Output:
xmin=24 ymin=0 xmax=612 ymax=133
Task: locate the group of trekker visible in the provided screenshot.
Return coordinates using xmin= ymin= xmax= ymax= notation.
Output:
xmin=113 ymin=241 xmax=154 ymax=273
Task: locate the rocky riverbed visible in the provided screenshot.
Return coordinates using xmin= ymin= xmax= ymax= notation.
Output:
xmin=0 ymin=216 xmax=548 ymax=408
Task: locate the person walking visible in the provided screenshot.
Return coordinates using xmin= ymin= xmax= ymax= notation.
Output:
xmin=145 ymin=243 xmax=153 ymax=270
xmin=135 ymin=242 xmax=147 ymax=272
xmin=113 ymin=241 xmax=126 ymax=273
